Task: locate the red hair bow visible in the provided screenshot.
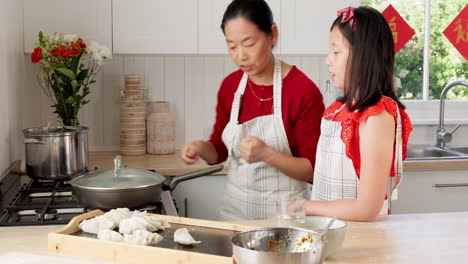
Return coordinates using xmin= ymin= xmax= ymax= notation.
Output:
xmin=337 ymin=6 xmax=355 ymax=27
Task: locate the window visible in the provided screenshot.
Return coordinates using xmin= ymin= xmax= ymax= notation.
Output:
xmin=362 ymin=0 xmax=467 ymax=101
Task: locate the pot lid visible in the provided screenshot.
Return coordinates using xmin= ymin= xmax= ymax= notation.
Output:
xmin=71 ymin=167 xmax=165 ymax=190
xmin=23 ymin=126 xmax=88 ymax=137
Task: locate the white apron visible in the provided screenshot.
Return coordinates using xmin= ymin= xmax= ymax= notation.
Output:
xmin=220 ymin=59 xmax=310 ymax=220
xmin=311 ymin=99 xmax=403 ymax=215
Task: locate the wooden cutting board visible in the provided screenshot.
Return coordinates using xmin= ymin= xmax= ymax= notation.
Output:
xmin=48 ymin=210 xmax=259 ymax=264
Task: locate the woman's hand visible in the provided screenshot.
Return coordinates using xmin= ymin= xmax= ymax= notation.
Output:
xmin=239 ymin=136 xmax=273 ymax=163
xmin=180 ymin=141 xmax=203 ymax=164
xmin=180 ymin=140 xmax=218 ymax=165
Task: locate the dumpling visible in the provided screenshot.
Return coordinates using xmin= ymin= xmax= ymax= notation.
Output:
xmin=79 ymin=215 xmax=114 ymax=234
xmin=174 ymin=228 xmax=201 ymax=245
xmin=97 ymin=229 xmax=124 ymax=242
xmin=143 ymin=215 xmax=171 ymax=231
xmin=103 ymin=208 xmax=132 ymax=226
xmin=124 ymin=230 xmax=163 ymax=246
xmin=119 ymin=210 xmax=170 ymax=233
xmin=118 ymin=216 xmax=149 ymax=235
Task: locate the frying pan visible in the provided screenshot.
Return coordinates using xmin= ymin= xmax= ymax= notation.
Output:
xmin=70 ymin=155 xmax=223 ymax=213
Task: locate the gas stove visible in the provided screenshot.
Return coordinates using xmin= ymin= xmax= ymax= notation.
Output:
xmin=0 ymin=161 xmax=165 ymax=226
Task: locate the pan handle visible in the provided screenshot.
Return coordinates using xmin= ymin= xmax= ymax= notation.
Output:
xmin=169 ymin=164 xmax=224 ymax=190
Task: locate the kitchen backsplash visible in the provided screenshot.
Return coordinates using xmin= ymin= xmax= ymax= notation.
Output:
xmin=0 ymin=0 xmax=24 ymax=174
xmin=22 ymin=54 xmax=340 ymax=151
xmin=20 ymin=54 xmax=468 ymax=153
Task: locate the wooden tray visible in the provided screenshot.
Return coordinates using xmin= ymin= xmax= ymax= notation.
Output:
xmin=48 ymin=210 xmax=258 ymax=264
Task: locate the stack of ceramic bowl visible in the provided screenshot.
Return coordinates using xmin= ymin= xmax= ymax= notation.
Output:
xmin=120 ymin=74 xmax=146 ymax=156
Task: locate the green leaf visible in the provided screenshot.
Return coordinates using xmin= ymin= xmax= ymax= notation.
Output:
xmin=38 ymin=31 xmax=45 ymax=47
xmin=66 ymin=96 xmax=75 ymax=104
xmin=71 ymin=48 xmax=86 ymax=74
xmin=71 ymin=80 xmax=78 ymax=89
xmin=56 ymin=68 xmax=76 ymax=80
xmin=77 ymin=69 xmax=88 ymax=84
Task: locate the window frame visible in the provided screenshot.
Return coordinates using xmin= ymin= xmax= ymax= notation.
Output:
xmin=400 ymin=0 xmax=468 ymax=124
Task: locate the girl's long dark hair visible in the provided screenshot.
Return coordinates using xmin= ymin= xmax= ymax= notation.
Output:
xmin=333 ymin=6 xmax=405 ymax=110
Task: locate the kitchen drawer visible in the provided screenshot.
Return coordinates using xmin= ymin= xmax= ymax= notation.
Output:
xmin=391 ymin=169 xmax=468 ymax=214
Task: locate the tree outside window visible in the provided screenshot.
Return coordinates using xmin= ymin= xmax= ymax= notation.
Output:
xmin=362 ymin=0 xmax=467 ymax=100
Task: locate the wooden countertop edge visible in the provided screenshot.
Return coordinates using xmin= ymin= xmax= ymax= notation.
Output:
xmin=404 ymin=159 xmax=468 ymax=170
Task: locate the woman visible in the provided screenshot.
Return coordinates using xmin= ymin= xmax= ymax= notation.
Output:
xmin=180 ymin=0 xmax=324 ymax=220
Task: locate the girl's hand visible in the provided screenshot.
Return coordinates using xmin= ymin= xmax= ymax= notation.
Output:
xmin=180 ymin=141 xmax=203 ymax=164
xmin=239 ymin=136 xmax=272 ymax=163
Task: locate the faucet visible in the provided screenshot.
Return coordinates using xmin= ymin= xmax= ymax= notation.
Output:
xmin=437 ymin=80 xmax=468 ymax=148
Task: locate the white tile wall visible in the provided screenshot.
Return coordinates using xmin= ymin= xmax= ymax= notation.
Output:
xmin=20 ymin=53 xmax=468 ymax=155
xmin=0 ymin=0 xmax=25 ymax=174
xmin=21 ymin=54 xmax=340 ymax=152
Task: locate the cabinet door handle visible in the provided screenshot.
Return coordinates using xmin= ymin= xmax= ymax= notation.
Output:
xmin=433 ymin=183 xmax=468 ymax=188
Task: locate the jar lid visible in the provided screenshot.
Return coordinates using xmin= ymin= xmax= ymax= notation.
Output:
xmin=70 ymin=168 xmax=165 ymax=190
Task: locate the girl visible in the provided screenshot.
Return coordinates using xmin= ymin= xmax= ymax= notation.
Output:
xmin=180 ymin=0 xmax=325 ymax=220
xmin=305 ymin=6 xmax=413 ymax=221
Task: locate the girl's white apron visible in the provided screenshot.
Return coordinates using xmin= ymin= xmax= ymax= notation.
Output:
xmin=311 ymin=100 xmax=403 ymax=215
xmin=220 ymin=59 xmax=310 ymax=220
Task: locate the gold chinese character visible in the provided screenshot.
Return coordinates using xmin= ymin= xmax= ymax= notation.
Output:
xmin=393 ymin=32 xmax=398 ymax=43
xmin=453 ymin=18 xmax=467 ymax=44
xmin=389 ymin=17 xmax=397 ymax=32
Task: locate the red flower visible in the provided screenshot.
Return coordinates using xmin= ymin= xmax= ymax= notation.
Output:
xmin=31 ymin=47 xmax=42 ymax=63
xmin=77 ymin=38 xmax=86 ymax=49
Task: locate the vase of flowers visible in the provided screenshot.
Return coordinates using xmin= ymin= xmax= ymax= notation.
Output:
xmin=30 ymin=32 xmax=111 ymax=126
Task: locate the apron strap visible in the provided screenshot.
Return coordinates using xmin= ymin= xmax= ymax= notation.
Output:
xmin=391 ymin=100 xmax=403 ymax=200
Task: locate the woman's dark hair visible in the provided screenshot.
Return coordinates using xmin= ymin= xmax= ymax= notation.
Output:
xmin=221 ymin=0 xmax=274 ymax=35
xmin=333 ymin=6 xmax=405 ymax=110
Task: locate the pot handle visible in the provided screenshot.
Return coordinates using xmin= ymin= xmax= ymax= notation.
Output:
xmin=46 ymin=119 xmax=65 ymax=132
xmin=169 ymin=164 xmax=224 ymax=190
xmin=24 ymin=138 xmax=43 ymax=144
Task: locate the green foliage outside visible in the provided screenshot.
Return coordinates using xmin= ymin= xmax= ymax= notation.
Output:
xmin=362 ymin=0 xmax=467 ymax=99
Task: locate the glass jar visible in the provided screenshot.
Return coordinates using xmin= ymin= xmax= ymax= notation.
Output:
xmin=146 ymin=101 xmax=175 ymax=154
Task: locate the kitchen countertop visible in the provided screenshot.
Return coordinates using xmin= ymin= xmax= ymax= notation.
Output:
xmin=1 ymin=212 xmax=468 ymax=263
xmin=88 ymin=151 xmax=468 ymax=176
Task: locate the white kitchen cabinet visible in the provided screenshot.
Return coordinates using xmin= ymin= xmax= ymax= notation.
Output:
xmin=280 ymin=0 xmax=361 ymax=54
xmin=113 ymin=0 xmax=197 ymax=54
xmin=171 ymin=175 xmax=227 ymax=220
xmin=391 ymin=169 xmax=468 ymax=214
xmin=23 ymin=0 xmax=112 ymax=53
xmin=198 ymin=0 xmax=281 ymax=54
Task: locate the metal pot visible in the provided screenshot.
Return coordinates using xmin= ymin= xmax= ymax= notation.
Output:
xmin=70 ymin=155 xmax=223 ymax=212
xmin=23 ymin=120 xmax=88 ymax=180
xmin=232 ymin=227 xmax=325 ymax=264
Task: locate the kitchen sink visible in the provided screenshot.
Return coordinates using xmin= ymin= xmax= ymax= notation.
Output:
xmin=406 ymin=145 xmax=468 ymax=160
xmin=447 ymin=146 xmax=468 ymax=155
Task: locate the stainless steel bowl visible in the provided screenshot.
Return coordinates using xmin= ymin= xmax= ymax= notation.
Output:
xmin=232 ymin=227 xmax=325 ymax=264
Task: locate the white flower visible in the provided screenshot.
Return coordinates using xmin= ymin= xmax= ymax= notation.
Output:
xmin=63 ymin=34 xmax=79 ymax=43
xmin=88 ymin=41 xmax=112 ymax=65
xmin=398 ymin=69 xmax=409 ymax=79
xmin=394 ymin=76 xmax=402 ymax=89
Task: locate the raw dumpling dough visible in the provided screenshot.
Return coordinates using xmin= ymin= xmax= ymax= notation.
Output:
xmin=97 ymin=229 xmax=124 ymax=242
xmin=119 ymin=210 xmax=170 ymax=234
xmin=124 ymin=230 xmax=163 ymax=246
xmin=143 ymin=214 xmax=171 ymax=231
xmin=79 ymin=215 xmax=114 ymax=234
xmin=174 ymin=228 xmax=201 ymax=245
xmin=118 ymin=216 xmax=149 ymax=235
xmin=103 ymin=208 xmax=132 ymax=226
